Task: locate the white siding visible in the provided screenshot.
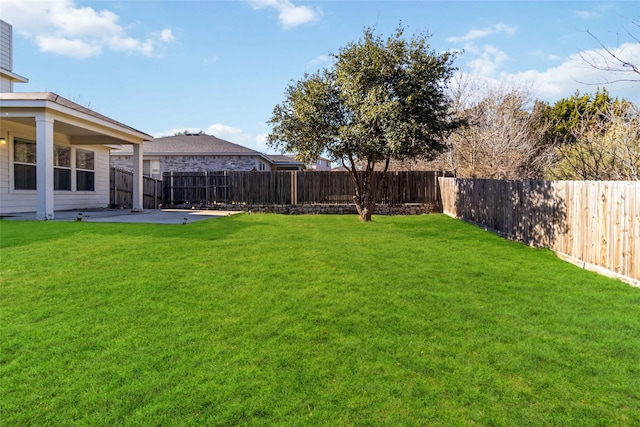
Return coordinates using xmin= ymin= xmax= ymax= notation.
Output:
xmin=53 ymin=146 xmax=110 ymax=211
xmin=0 ymin=121 xmax=36 ymax=213
xmin=0 ymin=121 xmax=111 ymax=214
xmin=0 ymin=77 xmax=12 ymax=93
xmin=0 ymin=20 xmax=12 ymax=72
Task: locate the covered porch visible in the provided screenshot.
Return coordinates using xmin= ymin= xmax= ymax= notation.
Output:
xmin=0 ymin=92 xmax=151 ymax=220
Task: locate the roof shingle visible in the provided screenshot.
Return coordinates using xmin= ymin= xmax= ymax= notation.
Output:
xmin=111 ymin=133 xmax=261 ymax=155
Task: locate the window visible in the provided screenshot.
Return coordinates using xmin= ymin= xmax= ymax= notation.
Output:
xmin=143 ymin=160 xmax=160 ymax=177
xmin=54 ymin=145 xmax=71 ymax=190
xmin=259 ymin=162 xmax=266 ymax=171
xmin=150 ymin=160 xmax=160 ymax=175
xmin=76 ymin=149 xmax=95 ymax=191
xmin=14 ymin=138 xmax=36 ymax=190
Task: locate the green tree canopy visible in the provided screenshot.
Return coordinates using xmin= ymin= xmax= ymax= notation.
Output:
xmin=268 ymin=26 xmax=462 ymax=221
xmin=532 ymin=89 xmax=640 ymax=180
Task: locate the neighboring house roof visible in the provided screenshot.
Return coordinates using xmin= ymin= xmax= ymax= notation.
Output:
xmin=111 ymin=134 xmax=306 ymax=168
xmin=266 ymin=154 xmax=296 ymax=163
xmin=111 ymin=133 xmax=261 ymax=156
xmin=266 ymin=154 xmax=306 ymax=169
xmin=0 ymin=92 xmax=151 ymax=141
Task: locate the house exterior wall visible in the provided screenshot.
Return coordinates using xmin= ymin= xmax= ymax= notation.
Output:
xmin=111 ymin=154 xmax=266 ymax=175
xmin=0 ymin=77 xmax=11 ymax=93
xmin=308 ymin=158 xmax=332 ymax=171
xmin=0 ymin=120 xmax=110 ymax=214
xmin=0 ymin=21 xmax=12 ymax=72
xmin=1 ymin=20 xmax=14 ymax=93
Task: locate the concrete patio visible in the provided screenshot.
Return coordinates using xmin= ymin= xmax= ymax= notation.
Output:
xmin=0 ymin=208 xmax=243 ymax=224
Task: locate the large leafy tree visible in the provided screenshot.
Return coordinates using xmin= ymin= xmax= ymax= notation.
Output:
xmin=267 ymin=26 xmax=461 ymax=221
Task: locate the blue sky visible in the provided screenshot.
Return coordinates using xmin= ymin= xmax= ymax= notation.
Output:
xmin=2 ymin=0 xmax=638 ymax=152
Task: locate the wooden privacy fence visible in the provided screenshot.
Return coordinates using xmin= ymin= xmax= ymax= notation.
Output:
xmin=439 ymin=177 xmax=640 ymax=285
xmin=110 ymin=167 xmax=162 ymax=209
xmin=162 ymin=170 xmax=442 ymax=206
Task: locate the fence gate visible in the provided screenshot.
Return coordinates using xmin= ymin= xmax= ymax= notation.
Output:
xmin=110 ymin=167 xmax=162 ymax=209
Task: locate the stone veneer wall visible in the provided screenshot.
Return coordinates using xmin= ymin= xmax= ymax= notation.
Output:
xmin=110 ymin=155 xmax=134 ymax=171
xmin=110 ymin=155 xmax=260 ymax=174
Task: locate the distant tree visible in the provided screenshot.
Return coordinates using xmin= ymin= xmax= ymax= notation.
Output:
xmin=533 ymin=90 xmax=640 ymax=180
xmin=536 ymin=89 xmax=614 ymax=147
xmin=173 ymin=130 xmax=204 ymax=136
xmin=268 ymin=26 xmax=462 ymax=221
xmin=548 ymin=102 xmax=639 ymax=180
xmin=434 ymin=78 xmax=539 ymax=179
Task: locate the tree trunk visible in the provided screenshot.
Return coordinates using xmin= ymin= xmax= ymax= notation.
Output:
xmin=360 ymin=208 xmax=372 ymax=221
xmin=349 ymin=159 xmax=391 ymax=222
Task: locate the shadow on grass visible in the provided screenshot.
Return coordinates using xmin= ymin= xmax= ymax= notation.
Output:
xmin=0 ymin=214 xmax=263 ymax=249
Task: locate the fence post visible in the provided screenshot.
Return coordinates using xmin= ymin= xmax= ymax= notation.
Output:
xmin=170 ymin=171 xmax=174 ymax=204
xmin=112 ymin=168 xmax=117 ymax=208
xmin=291 ymin=171 xmax=297 ymax=205
xmin=205 ymin=171 xmax=209 ymax=205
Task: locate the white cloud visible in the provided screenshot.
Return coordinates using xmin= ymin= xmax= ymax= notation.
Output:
xmin=447 ymin=23 xmax=517 ymax=43
xmin=308 ymin=54 xmax=330 ymax=67
xmin=35 ymin=36 xmax=101 ymax=59
xmin=255 ymin=133 xmax=268 ymax=151
xmin=465 ymin=44 xmax=509 ymax=77
xmin=0 ymin=0 xmax=173 ymax=58
xmin=157 ymin=29 xmax=175 ymax=43
xmin=573 ymin=5 xmax=612 ymax=20
xmin=246 ymin=0 xmax=321 ymax=29
xmin=461 ymin=42 xmax=640 ymax=104
xmin=206 ymin=123 xmax=262 ymax=150
xmin=205 ymin=123 xmax=243 ymax=139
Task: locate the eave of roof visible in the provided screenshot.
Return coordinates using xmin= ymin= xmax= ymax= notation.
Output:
xmin=0 ymin=92 xmax=152 ymax=141
xmin=0 ymin=68 xmax=28 ymax=83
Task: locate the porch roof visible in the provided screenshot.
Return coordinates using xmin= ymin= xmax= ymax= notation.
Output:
xmin=0 ymin=92 xmax=152 ymax=145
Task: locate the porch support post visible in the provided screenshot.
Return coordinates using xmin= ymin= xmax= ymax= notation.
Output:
xmin=36 ymin=114 xmax=54 ymax=220
xmin=132 ymin=143 xmax=143 ymax=212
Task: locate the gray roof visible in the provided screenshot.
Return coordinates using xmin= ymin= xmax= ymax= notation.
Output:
xmin=111 ymin=133 xmax=261 ymax=156
xmin=0 ymin=92 xmax=151 ymax=139
xmin=266 ymin=154 xmax=303 ymax=164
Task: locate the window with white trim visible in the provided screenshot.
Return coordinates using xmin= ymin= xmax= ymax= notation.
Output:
xmin=143 ymin=160 xmax=160 ymax=176
xmin=13 ymin=138 xmax=37 ymax=190
xmin=76 ymin=149 xmax=95 ymax=191
xmin=54 ymin=145 xmax=71 ymax=190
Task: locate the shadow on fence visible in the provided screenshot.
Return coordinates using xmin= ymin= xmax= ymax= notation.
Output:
xmin=439 ymin=177 xmax=640 ymax=285
xmin=452 ymin=179 xmax=567 ymax=248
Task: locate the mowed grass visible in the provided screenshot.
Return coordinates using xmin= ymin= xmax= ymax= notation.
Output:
xmin=1 ymin=214 xmax=639 ymax=426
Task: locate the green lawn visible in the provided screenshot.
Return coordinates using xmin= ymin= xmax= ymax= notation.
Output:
xmin=1 ymin=213 xmax=639 ymax=426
